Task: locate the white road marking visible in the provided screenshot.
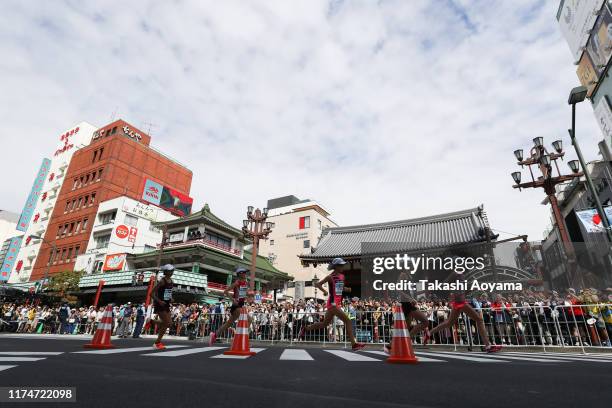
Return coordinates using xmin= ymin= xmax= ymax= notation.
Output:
xmin=279 ymin=349 xmax=314 ymax=361
xmin=144 ymin=346 xmax=225 ymax=357
xmin=0 ymin=352 xmax=64 ymax=356
xmin=362 ymin=350 xmax=445 ymax=362
xmin=0 ymin=357 xmax=46 ymax=362
xmin=210 ymin=348 xmax=266 ymax=359
xmin=75 ymin=345 xmax=186 ymax=355
xmin=0 ymin=365 xmax=17 ymax=372
xmin=324 ymin=350 xmax=381 ymax=362
xmin=415 ymin=351 xmax=509 ymax=363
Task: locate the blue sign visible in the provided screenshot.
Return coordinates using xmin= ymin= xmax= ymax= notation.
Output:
xmin=1 ymin=236 xmax=23 ymax=281
xmin=142 ymin=178 xmax=163 ymax=206
xmin=17 ymin=158 xmax=51 ymax=232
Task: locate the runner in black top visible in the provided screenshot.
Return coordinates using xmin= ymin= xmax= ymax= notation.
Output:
xmin=151 ymin=264 xmax=174 ymax=350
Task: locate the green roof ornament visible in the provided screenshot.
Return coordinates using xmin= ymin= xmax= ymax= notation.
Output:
xmin=201 ymin=203 xmax=210 ymax=215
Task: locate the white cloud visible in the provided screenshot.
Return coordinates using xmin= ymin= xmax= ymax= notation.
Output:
xmin=0 ymin=0 xmax=604 ymax=243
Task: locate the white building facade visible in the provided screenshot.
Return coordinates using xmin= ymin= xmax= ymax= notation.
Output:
xmin=9 ymin=122 xmax=98 ymax=283
xmin=74 ymin=196 xmax=176 ymax=274
xmin=258 ymin=195 xmax=337 ymax=301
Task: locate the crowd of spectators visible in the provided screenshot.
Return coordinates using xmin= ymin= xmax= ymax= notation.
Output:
xmin=2 ymin=287 xmax=612 ymax=347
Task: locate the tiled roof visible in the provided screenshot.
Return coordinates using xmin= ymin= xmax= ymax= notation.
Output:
xmin=300 ymin=206 xmax=491 ymax=261
xmin=78 ymin=269 xmax=207 ymax=289
xmin=153 ymin=203 xmax=245 ymax=237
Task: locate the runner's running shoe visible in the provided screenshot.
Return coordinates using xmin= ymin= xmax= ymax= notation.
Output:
xmin=485 ymin=345 xmax=502 ymax=353
xmin=154 ymin=342 xmax=166 ymax=350
xmin=209 ymin=332 xmax=217 ymax=346
xmin=352 ymin=342 xmax=366 ymax=351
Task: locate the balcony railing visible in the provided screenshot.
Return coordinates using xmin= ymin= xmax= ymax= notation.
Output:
xmin=158 ymin=238 xmax=241 ymax=256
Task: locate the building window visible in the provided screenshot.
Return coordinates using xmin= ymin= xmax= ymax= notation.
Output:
xmin=56 ymin=226 xmax=62 ymax=238
xmin=270 ymin=239 xmax=275 ymax=246
xmin=83 ymin=195 xmax=89 ymax=206
xmin=144 ymin=244 xmax=156 ymax=252
xmin=60 ymin=248 xmax=67 ymax=262
xmin=97 ymin=168 xmax=103 ymax=181
xmin=82 ymin=218 xmax=89 ymax=232
xmin=66 ymin=247 xmax=73 ymax=261
xmin=72 ymin=178 xmax=78 ymax=190
xmin=77 ymin=197 xmax=83 ymax=209
xmin=84 ymin=174 xmax=90 ymax=184
xmin=75 ymin=220 xmax=81 ymax=233
xmin=74 ymin=245 xmax=80 ymax=257
xmin=92 ymin=150 xmax=98 ymax=163
xmin=303 ymin=239 xmax=310 ymax=249
xmin=99 ymin=147 xmax=104 ymax=160
xmin=205 ymin=231 xmax=232 ymax=248
xmin=95 ymin=234 xmax=111 ymax=249
xmin=48 ymin=173 xmax=55 ymax=182
xmin=91 ymin=192 xmax=96 ymax=204
xmin=99 ymin=211 xmax=116 ymax=225
xmin=124 ymin=214 xmax=138 ymax=227
xmin=65 ymin=201 xmax=70 ymax=213
xmin=299 ymin=216 xmax=310 ymax=229
xmin=318 ymin=219 xmax=322 ymax=229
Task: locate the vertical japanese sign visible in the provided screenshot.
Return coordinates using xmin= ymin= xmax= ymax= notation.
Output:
xmin=594 ymin=96 xmax=612 ymax=152
xmin=1 ymin=236 xmax=23 ymax=281
xmin=17 ymin=158 xmax=51 ymax=232
xmin=128 ymin=227 xmax=138 ymax=243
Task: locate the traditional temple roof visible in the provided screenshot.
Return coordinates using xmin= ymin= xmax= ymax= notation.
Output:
xmin=300 ymin=205 xmax=492 ymax=263
xmin=153 ymin=203 xmax=247 ymax=241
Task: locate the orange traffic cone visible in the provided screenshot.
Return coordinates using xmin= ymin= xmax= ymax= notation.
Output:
xmin=224 ymin=308 xmax=255 ymax=356
xmin=84 ymin=305 xmax=116 ymax=349
xmin=387 ymin=305 xmax=418 ymax=364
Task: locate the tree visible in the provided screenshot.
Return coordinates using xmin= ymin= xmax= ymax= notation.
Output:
xmin=46 ymin=270 xmax=83 ymax=302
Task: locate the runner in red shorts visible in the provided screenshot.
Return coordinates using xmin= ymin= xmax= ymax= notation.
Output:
xmin=426 ymin=292 xmax=502 ymax=353
xmin=300 ymin=258 xmax=366 ymax=351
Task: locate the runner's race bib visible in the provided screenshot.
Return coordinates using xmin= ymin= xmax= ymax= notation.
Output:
xmin=238 ymin=285 xmax=247 ymax=298
xmin=163 ymin=289 xmax=172 ymax=301
xmin=335 ymin=280 xmax=344 ymax=296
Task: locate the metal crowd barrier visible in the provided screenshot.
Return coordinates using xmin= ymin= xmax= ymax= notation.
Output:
xmin=5 ymin=304 xmax=612 ymax=352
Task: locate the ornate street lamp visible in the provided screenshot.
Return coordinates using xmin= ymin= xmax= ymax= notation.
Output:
xmin=242 ymin=206 xmax=273 ymax=293
xmin=512 ymin=136 xmax=583 ymax=287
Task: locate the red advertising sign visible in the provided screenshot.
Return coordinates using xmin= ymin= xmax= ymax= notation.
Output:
xmin=128 ymin=227 xmax=138 ymax=243
xmin=103 ymin=253 xmax=126 ymax=271
xmin=115 ymin=224 xmax=129 ymax=239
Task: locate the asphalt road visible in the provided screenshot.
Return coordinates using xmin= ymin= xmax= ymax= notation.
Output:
xmin=1 ymin=336 xmax=611 ymax=408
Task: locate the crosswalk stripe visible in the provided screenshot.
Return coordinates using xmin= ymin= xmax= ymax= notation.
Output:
xmin=324 ymin=350 xmax=381 ymax=362
xmin=280 ymin=349 xmax=313 ymax=361
xmin=415 ymin=351 xmax=508 ymax=363
xmin=507 ymin=352 xmax=612 ymax=360
xmin=74 ymin=345 xmax=186 ymax=355
xmin=0 ymin=352 xmax=64 ymax=356
xmin=144 ymin=347 xmax=226 ymax=357
xmin=210 ymin=348 xmax=266 ymax=360
xmin=362 ymin=350 xmax=445 ymax=362
xmin=0 ymin=365 xmax=17 ymax=372
xmin=485 ymin=352 xmax=612 ymax=363
xmin=0 ymin=357 xmax=46 ymax=362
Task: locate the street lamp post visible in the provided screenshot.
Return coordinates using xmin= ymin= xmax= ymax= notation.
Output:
xmin=242 ymin=206 xmax=273 ymax=294
xmin=30 ymin=234 xmax=56 ymax=286
xmin=511 ymin=137 xmax=583 ymax=287
xmin=568 ymin=86 xmax=612 ymax=244
xmin=312 ymin=274 xmax=319 ymax=302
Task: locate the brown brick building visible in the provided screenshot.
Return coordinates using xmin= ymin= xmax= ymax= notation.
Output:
xmin=30 ymin=119 xmax=192 ymax=281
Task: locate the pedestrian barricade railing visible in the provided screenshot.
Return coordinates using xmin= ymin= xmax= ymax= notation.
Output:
xmin=6 ymin=304 xmax=612 ymax=351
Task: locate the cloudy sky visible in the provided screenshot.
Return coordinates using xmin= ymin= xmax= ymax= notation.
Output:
xmin=0 ymin=0 xmax=604 ymax=241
